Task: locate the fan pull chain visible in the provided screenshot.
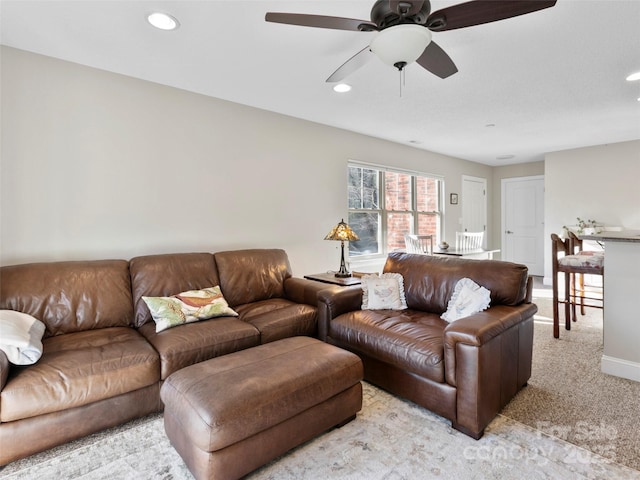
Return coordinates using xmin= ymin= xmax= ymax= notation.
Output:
xmin=394 ymin=61 xmax=407 ymax=98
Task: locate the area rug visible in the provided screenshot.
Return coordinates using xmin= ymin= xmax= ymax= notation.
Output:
xmin=1 ymin=382 xmax=638 ymax=479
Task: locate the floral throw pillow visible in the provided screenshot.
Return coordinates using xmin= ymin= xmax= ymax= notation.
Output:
xmin=441 ymin=278 xmax=491 ymax=322
xmin=361 ymin=273 xmax=408 ymax=310
xmin=143 ymin=286 xmax=238 ymax=333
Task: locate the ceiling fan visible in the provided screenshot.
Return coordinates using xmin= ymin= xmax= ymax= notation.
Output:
xmin=266 ymin=0 xmax=557 ymax=82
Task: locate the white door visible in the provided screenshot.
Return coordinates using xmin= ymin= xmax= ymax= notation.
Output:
xmin=501 ymin=175 xmax=545 ymax=276
xmin=461 ymin=176 xmax=487 ymax=248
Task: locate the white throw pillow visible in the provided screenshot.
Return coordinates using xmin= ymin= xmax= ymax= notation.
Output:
xmin=441 ymin=278 xmax=491 ymax=322
xmin=0 ymin=310 xmax=46 ymax=365
xmin=361 ymin=273 xmax=407 ymax=310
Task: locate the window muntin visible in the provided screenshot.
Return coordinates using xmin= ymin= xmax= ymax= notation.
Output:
xmin=348 ymin=164 xmax=442 ymax=258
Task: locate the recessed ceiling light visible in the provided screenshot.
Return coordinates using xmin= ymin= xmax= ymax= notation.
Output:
xmin=625 ymin=71 xmax=640 ymax=82
xmin=333 ymin=83 xmax=352 ymax=93
xmin=147 ymin=12 xmax=179 ymax=31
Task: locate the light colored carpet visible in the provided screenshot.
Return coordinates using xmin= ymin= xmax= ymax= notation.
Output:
xmin=1 ymin=286 xmax=639 ymax=479
xmin=502 ymin=286 xmax=640 ymax=471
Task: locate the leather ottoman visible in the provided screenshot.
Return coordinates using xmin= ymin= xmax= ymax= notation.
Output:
xmin=160 ymin=336 xmax=363 ymax=480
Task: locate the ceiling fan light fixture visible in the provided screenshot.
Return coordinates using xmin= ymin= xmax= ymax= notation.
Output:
xmin=370 ymin=24 xmax=432 ymax=67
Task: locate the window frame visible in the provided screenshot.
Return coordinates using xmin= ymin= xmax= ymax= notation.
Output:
xmin=347 ymin=161 xmax=444 ymax=262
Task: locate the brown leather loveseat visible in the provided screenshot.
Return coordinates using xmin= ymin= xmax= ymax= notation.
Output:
xmin=317 ymin=252 xmax=536 ymax=439
xmin=0 ymin=249 xmax=327 ymax=465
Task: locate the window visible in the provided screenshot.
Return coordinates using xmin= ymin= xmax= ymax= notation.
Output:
xmin=347 ymin=163 xmax=442 ymax=258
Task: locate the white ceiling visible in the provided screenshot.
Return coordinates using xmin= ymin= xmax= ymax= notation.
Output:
xmin=2 ymin=0 xmax=640 ymax=166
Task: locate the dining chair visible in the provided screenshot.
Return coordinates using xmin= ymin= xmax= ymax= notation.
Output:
xmin=455 ymin=231 xmax=484 ymax=250
xmin=404 ymin=234 xmax=434 ymax=255
xmin=550 ymin=232 xmax=604 ymax=338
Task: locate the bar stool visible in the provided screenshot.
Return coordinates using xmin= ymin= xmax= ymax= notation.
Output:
xmin=551 ymin=233 xmax=604 ymax=338
xmin=567 ymin=231 xmax=605 ymax=321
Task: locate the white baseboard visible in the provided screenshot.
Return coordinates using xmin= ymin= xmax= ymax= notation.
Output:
xmin=601 ymin=355 xmax=640 ymax=382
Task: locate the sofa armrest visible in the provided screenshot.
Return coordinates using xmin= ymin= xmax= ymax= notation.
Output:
xmin=283 ymin=277 xmax=335 ymax=307
xmin=0 ymin=349 xmax=9 ymax=391
xmin=444 ymin=304 xmax=538 ymax=385
xmin=316 ymin=286 xmax=363 ymax=341
xmin=525 ymin=275 xmax=533 ymax=303
xmin=443 ymin=302 xmax=536 ymax=438
xmin=444 ymin=303 xmax=537 ymax=352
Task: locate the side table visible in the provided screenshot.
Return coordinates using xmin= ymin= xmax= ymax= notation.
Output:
xmin=304 ymin=272 xmax=362 ymax=286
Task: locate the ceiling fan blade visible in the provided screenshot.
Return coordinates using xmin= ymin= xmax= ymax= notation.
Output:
xmin=265 ymin=12 xmax=377 ymax=31
xmin=426 ymin=0 xmax=557 ymax=32
xmin=326 ymin=46 xmax=374 ymax=82
xmin=416 ymin=41 xmax=458 ymax=79
xmin=389 ymin=1 xmax=425 ymax=17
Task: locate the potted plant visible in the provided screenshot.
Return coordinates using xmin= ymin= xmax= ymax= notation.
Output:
xmin=562 ymin=217 xmax=603 ymax=236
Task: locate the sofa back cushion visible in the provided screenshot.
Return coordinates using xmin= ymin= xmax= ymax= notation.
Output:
xmin=383 ymin=252 xmax=528 ymax=313
xmin=130 ymin=253 xmax=220 ymax=328
xmin=0 ymin=260 xmax=133 ymax=337
xmin=214 ymin=249 xmax=291 ymax=307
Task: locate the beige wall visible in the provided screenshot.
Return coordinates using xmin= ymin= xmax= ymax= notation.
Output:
xmin=543 ymin=140 xmax=640 ymax=280
xmin=5 ymin=47 xmax=637 ymax=276
xmin=491 ymin=145 xmax=640 ymax=279
xmin=1 ymin=47 xmax=493 ymax=274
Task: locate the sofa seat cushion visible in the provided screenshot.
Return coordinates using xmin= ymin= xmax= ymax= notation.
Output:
xmin=330 ymin=309 xmax=447 ymax=383
xmin=138 ymin=317 xmax=260 ymax=380
xmin=558 ymin=251 xmax=604 ymax=272
xmin=0 ymin=327 xmax=159 ymax=422
xmin=234 ymin=299 xmax=317 ymax=343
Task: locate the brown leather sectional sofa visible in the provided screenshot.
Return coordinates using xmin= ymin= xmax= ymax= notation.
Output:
xmin=317 ymin=252 xmax=536 ymax=439
xmin=0 ymin=249 xmax=329 ymax=465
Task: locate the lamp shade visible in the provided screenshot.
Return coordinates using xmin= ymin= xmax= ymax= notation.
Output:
xmin=324 ymin=219 xmax=360 ymax=242
xmin=370 ymin=24 xmax=432 ymax=66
